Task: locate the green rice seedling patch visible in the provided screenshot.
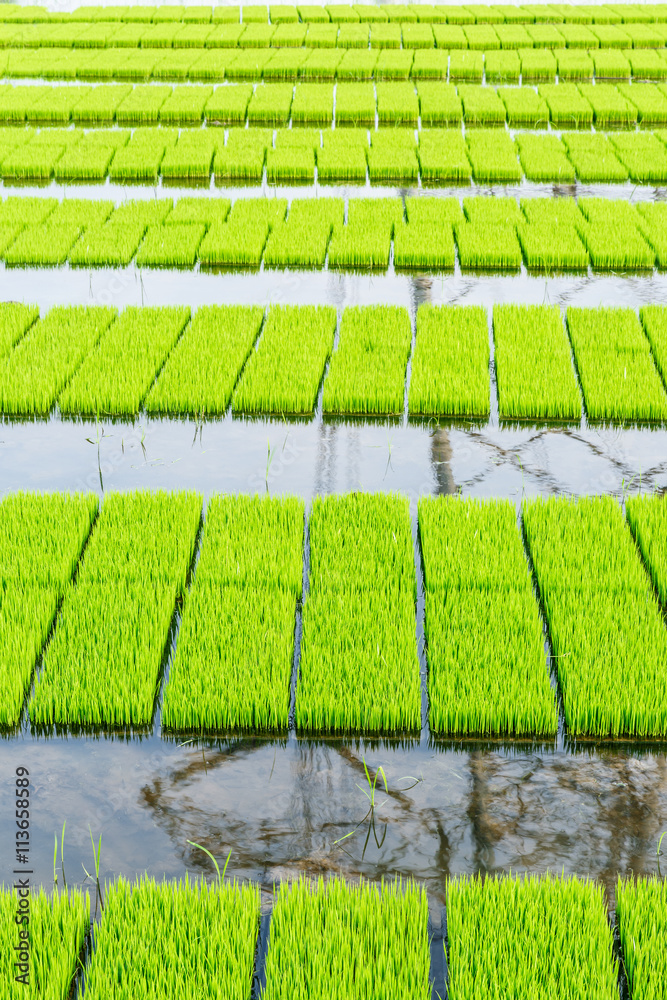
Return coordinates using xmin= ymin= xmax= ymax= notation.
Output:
xmin=1 ymin=141 xmax=69 ymax=182
xmin=464 ymin=24 xmax=501 ymax=49
xmin=626 ymin=49 xmax=667 ymax=81
xmin=484 ymin=49 xmax=520 ymax=83
xmin=627 ymin=493 xmax=667 ymax=605
xmin=83 ymin=875 xmax=259 ymax=997
xmin=458 ymin=83 xmax=507 ymax=124
xmin=0 ymin=301 xmax=37 ymax=358
xmin=516 ymin=134 xmax=575 ymax=181
xmin=115 ymin=83 xmax=172 ymax=123
xmin=640 ymin=305 xmax=667 ymax=387
xmin=225 ymin=48 xmax=273 ymax=79
xmin=376 ymin=82 xmax=419 ymax=125
xmin=336 ymin=22 xmax=369 ymax=48
xmin=0 ymin=305 xmax=115 ymax=416
xmin=158 ymin=83 xmax=212 ymax=122
xmin=160 ymin=131 xmax=215 ymax=180
xmin=25 ymin=86 xmax=92 ymax=125
xmin=609 ymin=130 xmax=667 ymax=181
xmin=556 ymin=48 xmax=595 ymax=81
xmin=291 ymin=82 xmax=333 ymax=123
xmin=559 ymin=23 xmax=599 ymax=47
xmin=327 ymin=201 xmax=397 ymax=269
xmin=30 ymin=490 xmax=201 ymax=727
xmin=151 ymin=51 xmax=199 ymax=80
xmin=417 ymin=83 xmax=462 ymax=125
xmin=367 ymin=133 xmax=419 ymax=183
xmin=172 ymin=23 xmax=214 ymax=47
xmin=205 ymin=84 xmax=252 ymax=125
xmin=539 ymin=82 xmax=593 ymax=126
xmin=262 ymin=48 xmax=307 ymax=81
xmin=567 ymin=306 xmax=667 ymax=421
xmin=463 ymin=195 xmax=522 ymax=225
xmin=495 ymin=23 xmax=532 ymax=48
xmin=112 ymin=51 xmax=161 ymax=81
xmin=272 ymin=22 xmax=306 ymax=46
xmin=420 ymin=497 xmax=556 ymax=735
xmin=0 ymin=887 xmax=89 ymax=994
xmin=494 ymin=304 xmax=581 ymax=419
xmin=409 ymin=304 xmax=488 ymax=416
xmin=162 ymin=495 xmax=303 ymax=730
xmin=393 ymin=219 xmax=455 ymax=268
xmin=335 ymin=82 xmax=375 ymax=125
xmin=199 ymin=196 xmax=286 ymax=267
xmin=0 ymin=491 xmax=98 ymax=725
xmin=616 ymin=877 xmax=667 ymax=1000
xmin=300 ymin=48 xmax=343 ymax=79
xmin=499 ymin=85 xmax=549 ymax=126
xmin=316 ymin=140 xmax=367 ymax=182
xmin=433 ymin=25 xmax=468 ymax=49
xmin=635 ymin=202 xmax=667 ymax=267
xmin=167 ymin=196 xmax=230 ymax=226
xmin=418 ymin=127 xmax=471 ymax=181
xmin=187 ymin=50 xmax=232 ymax=80
xmin=134 ymin=222 xmax=205 ymax=267
xmin=213 ymin=133 xmax=266 ymax=181
xmin=447 ymin=873 xmax=618 ymax=998
xmin=247 ymin=82 xmax=293 ymax=125
xmin=233 ymin=304 xmax=336 ymax=413
xmin=466 ymin=130 xmax=520 ymax=181
xmin=373 ymin=46 xmax=415 ymax=79
xmin=3 ymin=220 xmax=82 ymax=264
xmin=298 ymin=494 xmax=420 ymax=733
xmin=523 ymin=493 xmax=667 ymax=737
xmin=592 ymin=48 xmax=631 ymax=79
xmin=59 ymin=306 xmax=189 ymax=415
xmin=562 ymin=132 xmax=629 ymax=181
xmin=619 ymin=82 xmax=667 ymax=123
xmin=300 ymin=6 xmax=331 ymax=24
xmin=70 ymin=83 xmax=133 ymax=123
xmin=405 ymin=195 xmax=462 ymax=227
xmin=68 ymin=220 xmax=146 ymax=266
xmin=593 ymin=23 xmax=631 ymax=46
xmin=449 ymin=51 xmax=484 ymax=83
xmin=147 ymin=305 xmax=262 ymax=416
xmin=576 ymin=208 xmax=653 ymax=269
xmin=108 ymin=130 xmax=176 ymax=181
xmin=517 ymin=219 xmax=588 ymax=270
xmin=402 ymin=23 xmax=434 ymax=48
xmin=578 ymin=81 xmax=636 ymax=124
xmin=305 ymin=23 xmax=338 ymax=47
xmin=370 ymin=22 xmax=401 ymax=48
xmin=53 ymin=140 xmax=117 ymax=181
xmin=410 ymin=50 xmax=448 ymax=79
xmin=624 ymin=23 xmax=662 ymax=47
xmin=49 ymin=198 xmax=114 ymax=230
xmin=266 ymin=145 xmax=315 ymax=182
xmin=336 ymin=49 xmax=378 ymax=81
xmin=264 ymin=877 xmax=430 ymax=998
xmin=0 ymin=195 xmax=56 ymax=228
xmin=455 ymin=220 xmax=522 ymax=270
xmin=263 ymin=197 xmax=342 ymax=264
xmin=525 ymin=25 xmax=564 ymax=49
xmin=355 ymin=4 xmax=388 ymax=23
xmin=327 ymin=4 xmax=360 ymax=23
xmin=520 ymin=47 xmax=557 ymax=81
xmin=322 ymin=305 xmax=410 ymax=415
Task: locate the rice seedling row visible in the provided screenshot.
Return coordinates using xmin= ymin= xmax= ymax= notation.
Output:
xmin=616 ymin=876 xmax=667 ymax=1000
xmin=29 ymin=490 xmax=202 ymax=727
xmin=420 ymin=496 xmax=557 ymax=736
xmin=82 ymin=875 xmax=260 ymax=999
xmin=408 ymin=303 xmax=489 ymax=416
xmin=162 ymin=494 xmax=304 ymax=732
xmin=297 ymin=493 xmax=420 ymax=733
xmin=522 ymin=494 xmax=667 ymax=737
xmin=447 ymin=873 xmax=618 ymax=1000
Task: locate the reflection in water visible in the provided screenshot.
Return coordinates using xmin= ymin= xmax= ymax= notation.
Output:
xmin=431 ymin=429 xmax=455 ymax=496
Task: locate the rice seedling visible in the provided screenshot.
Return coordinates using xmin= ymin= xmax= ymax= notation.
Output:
xmin=539 ymin=82 xmax=594 ymax=126
xmin=374 ymin=82 xmax=418 ymax=125
xmin=576 ymin=203 xmax=654 ymax=269
xmin=499 ymin=86 xmax=549 ymax=126
xmin=393 ymin=217 xmax=455 ymax=268
xmin=112 ymin=51 xmax=160 ymax=81
xmin=213 ymin=134 xmax=267 ymax=182
xmin=449 ymin=51 xmax=484 ymax=83
xmin=0 ymin=84 xmax=40 ymax=125
xmin=0 ymin=302 xmax=37 ymax=359
xmin=626 ymin=49 xmax=667 ymax=81
xmin=464 ymin=24 xmax=501 ymax=49
xmin=336 ymin=49 xmax=379 ymax=81
xmin=164 ymin=197 xmax=230 ymax=227
xmin=562 ymin=132 xmax=629 ymax=182
xmin=265 ymin=144 xmax=313 ymax=181
xmin=146 ymin=305 xmax=262 ymax=416
xmin=115 ymin=82 xmax=171 ymax=123
xmin=447 ymin=873 xmax=618 ymax=999
xmin=263 ymin=48 xmax=307 ymax=81
xmin=334 ymin=82 xmax=375 ymax=125
xmin=515 ymin=134 xmax=575 ymax=182
xmin=524 ymin=493 xmax=667 ymax=737
xmin=578 ymin=81 xmax=637 ymax=124
xmin=0 ymin=305 xmax=115 ymax=416
xmin=264 ymin=877 xmax=430 ymax=999
xmin=68 ymin=83 xmax=132 ymax=123
xmin=624 ymin=22 xmax=663 ymax=47
xmin=0 ymin=887 xmax=90 ymax=997
xmin=246 ymin=82 xmax=292 ymax=124
xmin=592 ymin=48 xmax=631 ymax=79
xmin=557 ymin=48 xmax=595 ymax=81
xmin=273 ymin=25 xmax=306 ymax=50
xmin=417 ymin=83 xmax=462 ymax=125
xmin=520 ymin=47 xmax=558 ymax=81
xmin=465 ymin=129 xmax=521 ymax=182
xmin=322 ymin=305 xmax=410 ymax=415
xmin=616 ymin=877 xmax=667 ymax=1000
xmin=326 ymin=4 xmax=360 ymax=23
xmin=559 ymin=22 xmax=599 ymax=47
xmin=367 ymin=131 xmax=419 ymax=183
xmin=263 ymin=197 xmax=341 ymax=263
xmin=355 ymin=4 xmax=389 ymax=23
xmin=370 ymin=22 xmax=401 ymax=48
xmin=108 ymin=130 xmax=176 ymax=182
xmin=455 ymin=220 xmax=522 ymax=271
xmin=59 ymin=306 xmax=189 ymax=416
xmin=157 ymin=83 xmax=213 ymax=123
xmin=133 ymin=221 xmax=205 ymax=267
xmin=30 ymin=490 xmax=202 ymax=727
xmin=567 ymin=306 xmax=667 ymax=421
xmin=619 ymin=82 xmax=667 ymax=123
xmin=199 ymin=196 xmax=285 ymax=266
xmin=409 ymin=304 xmax=489 ymax=416
xmin=82 ymin=875 xmax=259 ymax=998
xmin=593 ymin=23 xmax=631 ymax=46
xmin=213 ymin=6 xmax=241 ymax=22
xmin=225 ymin=48 xmax=273 ymax=79
xmin=517 ymin=219 xmax=588 ymax=271
xmin=458 ymin=83 xmax=507 ymax=124
xmin=327 ymin=200 xmax=398 ymax=269
xmin=337 ymin=22 xmax=369 ymax=48
xmin=25 ymin=86 xmax=92 ymax=125
xmin=640 ymin=305 xmax=667 ymax=387
xmin=0 ymin=491 xmax=98 ymax=726
xmin=298 ymin=47 xmax=342 ymax=80
xmin=298 ymin=494 xmax=420 ymax=733
xmin=317 ymin=132 xmax=367 ymax=182
xmin=160 ymin=132 xmax=215 ymax=181
xmin=495 ymin=23 xmax=532 ymax=47
xmin=234 ymin=304 xmax=336 ymax=413
xmin=494 ymin=304 xmax=581 ymax=419
xmin=409 ymin=50 xmax=448 ymax=79
xmin=417 ymin=128 xmax=471 ymax=182
xmin=402 ymin=23 xmax=434 ymax=48
xmin=484 ymin=49 xmax=521 ymax=82
xmin=1 ymin=140 xmax=71 ymax=183
xmin=420 ymin=497 xmax=556 ymax=735
xmin=608 ymin=131 xmax=667 ymax=182
xmin=162 ymin=494 xmax=303 ymax=731
xmin=300 ymin=6 xmax=331 ymax=24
